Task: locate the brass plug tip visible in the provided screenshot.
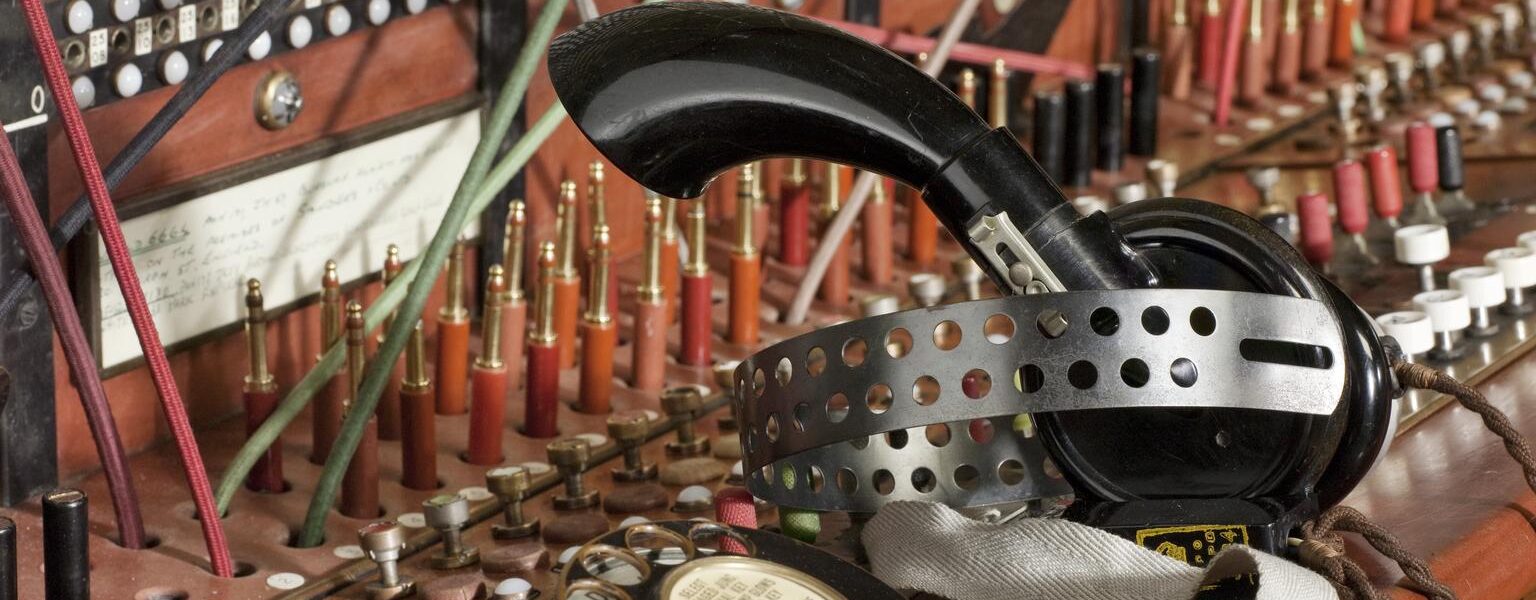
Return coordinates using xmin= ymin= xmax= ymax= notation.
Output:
xmin=588 ymin=161 xmax=604 ymax=183
xmin=246 ymin=278 xmax=263 ymax=307
xmin=593 ymin=225 xmax=611 ymax=253
xmin=323 ymin=260 xmax=339 ymax=288
xmin=645 ymin=198 xmax=663 ymax=226
xmin=961 ymin=68 xmax=976 ymax=87
xmin=787 ymin=158 xmax=807 ymax=184
xmin=539 ymin=241 xmax=558 ymax=270
xmin=486 ymin=264 xmax=506 ymax=298
xmin=510 ymin=200 xmax=526 ymax=227
xmin=993 ymin=58 xmax=1007 ymax=77
xmin=560 ymin=180 xmax=577 ymax=202
xmin=346 ymin=301 xmax=364 ymax=332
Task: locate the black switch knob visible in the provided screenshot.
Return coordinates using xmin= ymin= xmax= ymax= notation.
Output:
xmin=1435 ymin=125 xmax=1464 ymax=192
xmin=1129 ymin=48 xmax=1161 ymax=157
xmin=1063 ymin=79 xmax=1095 ymax=187
xmin=43 ymin=489 xmax=88 ymax=600
xmin=1032 ymin=89 xmax=1066 ymax=184
xmin=1095 ymin=64 xmax=1125 ymax=171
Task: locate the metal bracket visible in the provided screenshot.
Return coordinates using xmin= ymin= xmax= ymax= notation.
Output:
xmin=966 ymin=211 xmax=1063 ymax=294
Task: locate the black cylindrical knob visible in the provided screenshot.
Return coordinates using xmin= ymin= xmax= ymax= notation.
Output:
xmin=1435 ymin=125 xmax=1464 ymax=192
xmin=1129 ymin=48 xmax=1161 ymax=157
xmin=1094 ymin=64 xmax=1125 ymax=172
xmin=43 ymin=489 xmax=88 ymax=600
xmin=1063 ymin=79 xmax=1096 ymax=187
xmin=0 ymin=517 xmax=16 ymax=600
xmin=1032 ymin=90 xmax=1066 ymax=184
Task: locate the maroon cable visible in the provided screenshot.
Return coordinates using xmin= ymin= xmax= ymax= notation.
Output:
xmin=20 ymin=0 xmax=233 ymax=576
xmin=0 ymin=126 xmax=144 ymax=549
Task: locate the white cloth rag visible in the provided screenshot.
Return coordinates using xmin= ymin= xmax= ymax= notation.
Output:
xmin=862 ymin=501 xmax=1339 ymax=600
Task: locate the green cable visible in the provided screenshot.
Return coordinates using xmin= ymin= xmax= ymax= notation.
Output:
xmin=215 ymin=0 xmax=569 ymax=517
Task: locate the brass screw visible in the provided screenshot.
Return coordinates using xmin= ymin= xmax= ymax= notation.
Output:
xmin=486 ymin=466 xmax=540 ymax=539
xmin=608 ymin=413 xmax=657 ymax=481
xmin=547 ymin=438 xmax=600 ymax=510
xmin=662 ymin=387 xmax=710 ymax=457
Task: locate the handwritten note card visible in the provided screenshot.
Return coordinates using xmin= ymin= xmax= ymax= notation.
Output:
xmin=97 ymin=111 xmax=482 ymax=369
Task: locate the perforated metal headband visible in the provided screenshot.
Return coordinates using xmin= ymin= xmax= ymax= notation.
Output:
xmin=733 ymin=289 xmax=1347 ymax=512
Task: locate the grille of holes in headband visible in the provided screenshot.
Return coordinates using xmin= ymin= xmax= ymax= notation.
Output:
xmin=732 ymin=288 xmax=1348 ymax=513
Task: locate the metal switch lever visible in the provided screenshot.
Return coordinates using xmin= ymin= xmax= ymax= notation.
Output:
xmin=423 ymin=494 xmax=480 ymax=569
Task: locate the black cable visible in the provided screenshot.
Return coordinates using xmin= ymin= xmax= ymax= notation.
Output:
xmin=0 ymin=0 xmax=294 ymax=319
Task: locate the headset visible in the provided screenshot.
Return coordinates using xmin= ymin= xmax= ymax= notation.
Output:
xmin=547 ymin=2 xmax=1396 ymax=555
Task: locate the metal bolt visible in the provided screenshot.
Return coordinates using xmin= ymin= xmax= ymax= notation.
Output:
xmin=548 ymin=438 xmax=601 ymax=509
xmin=661 ymin=387 xmax=710 ymax=457
xmin=423 ymin=494 xmax=479 ymax=569
xmin=485 ymin=467 xmax=539 ymax=539
xmin=608 ymin=413 xmax=657 ymax=481
xmin=357 ymin=521 xmax=414 ymax=599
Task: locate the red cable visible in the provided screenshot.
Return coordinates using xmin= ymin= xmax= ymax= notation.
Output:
xmin=20 ymin=0 xmax=234 ymax=576
xmin=0 ymin=125 xmax=145 ymax=549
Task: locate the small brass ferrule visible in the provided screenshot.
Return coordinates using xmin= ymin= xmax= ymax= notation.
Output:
xmin=958 ymin=68 xmax=977 ymax=108
xmin=1173 ymin=0 xmax=1189 ymax=26
xmin=736 ymin=165 xmax=758 ymax=255
xmin=1283 ymin=0 xmax=1300 ymax=33
xmin=403 ymin=320 xmax=430 ymax=392
xmin=244 ymin=278 xmax=274 ymax=392
xmin=346 ymin=301 xmax=366 ymax=400
xmin=1209 ymin=0 xmax=1223 ymax=17
xmin=587 ymin=161 xmax=607 ymax=235
xmin=585 ymin=226 xmax=613 ymax=324
xmin=321 ymin=260 xmax=341 ymax=348
xmin=659 ymin=193 xmax=678 ymax=243
xmin=503 ymin=200 xmax=527 ymax=302
xmin=478 ymin=265 xmax=506 ymax=369
xmin=382 ymin=246 xmax=403 ymax=333
xmin=639 ymin=197 xmax=665 ymax=304
xmin=822 ymin=163 xmax=842 ymax=219
xmin=441 ymin=238 xmax=468 ymax=322
xmin=556 ymin=181 xmax=579 ymax=278
xmin=787 ymin=158 xmax=807 ymax=186
xmin=685 ymin=201 xmax=708 ymax=276
xmin=1249 ymin=0 xmax=1264 ymax=40
xmin=1311 ymin=0 xmax=1326 ymax=20
xmin=752 ymin=160 xmax=766 ymax=206
xmin=989 ymin=59 xmax=1009 ymax=128
xmin=533 ymin=242 xmax=559 ymax=344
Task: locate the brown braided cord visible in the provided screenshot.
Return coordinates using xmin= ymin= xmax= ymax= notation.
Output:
xmin=1393 ymin=359 xmax=1536 ymax=498
xmin=1300 ymin=506 xmax=1456 ymax=600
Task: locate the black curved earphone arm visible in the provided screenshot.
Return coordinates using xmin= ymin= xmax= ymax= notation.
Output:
xmin=547 ymin=2 xmax=1158 ymax=292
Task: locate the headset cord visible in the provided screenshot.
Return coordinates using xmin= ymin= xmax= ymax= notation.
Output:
xmin=0 ymin=0 xmax=292 ymax=322
xmin=1295 ymin=359 xmax=1536 ymax=599
xmin=0 ymin=125 xmax=145 ymax=549
xmin=20 ymin=0 xmax=233 ymax=577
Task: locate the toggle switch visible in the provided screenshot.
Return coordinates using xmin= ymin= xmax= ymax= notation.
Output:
xmin=1395 ymin=224 xmax=1450 ymax=292
xmin=1449 ymin=266 xmax=1506 ymax=337
xmin=424 ymin=494 xmax=480 ymax=569
xmin=608 ymin=413 xmax=657 ymax=482
xmin=1486 ymin=247 xmax=1536 ymax=314
xmin=548 ymin=438 xmax=600 ymax=510
xmin=662 ymin=387 xmax=710 ymax=457
xmin=1376 ymin=311 xmax=1435 ymax=359
xmin=1412 ymin=290 xmax=1471 ymax=360
xmin=486 ymin=466 xmax=540 ymax=539
xmin=358 ymin=521 xmax=415 ymax=599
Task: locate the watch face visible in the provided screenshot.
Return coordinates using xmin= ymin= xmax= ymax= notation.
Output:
xmin=660 ymin=556 xmax=845 ymax=600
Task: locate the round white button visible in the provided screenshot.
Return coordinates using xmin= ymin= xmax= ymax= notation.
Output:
xmin=158 ymin=0 xmax=182 ymax=8
xmin=367 ymin=0 xmax=390 ymax=25
xmin=1480 ymin=84 xmax=1508 ymax=104
xmin=1376 ymin=311 xmax=1435 ymax=355
xmin=1519 ymin=231 xmax=1536 ymax=252
xmin=266 ymin=572 xmax=305 ymax=590
xmin=676 ymin=485 xmax=712 ymax=505
xmin=1427 ymin=112 xmax=1457 ymax=128
xmin=405 ymin=0 xmax=428 ymax=13
xmin=618 ymin=515 xmax=650 ymax=528
xmin=557 ymin=546 xmax=578 ymax=565
xmin=113 ymin=63 xmax=143 ymax=98
xmin=1394 ymin=224 xmax=1451 ymax=266
xmin=158 ymin=50 xmax=189 ymax=85
xmin=518 ymin=461 xmax=551 ymax=475
xmin=288 ymin=16 xmax=314 ymax=49
xmin=71 ymin=76 xmax=96 ymax=108
xmin=1413 ymin=290 xmax=1472 ymax=332
xmin=326 ymin=6 xmax=352 ymax=36
xmin=397 ymin=512 xmax=426 ymax=528
xmin=1449 ymin=266 xmax=1506 ymax=308
xmin=332 ymin=544 xmax=364 ymax=559
xmin=729 ymin=461 xmax=744 ymax=478
xmin=1486 ymin=247 xmax=1536 ymax=288
xmin=248 ymin=31 xmax=272 ymax=60
xmin=576 ymin=433 xmax=607 ymax=448
xmin=494 ymin=578 xmax=533 ymax=596
xmin=202 ymin=38 xmax=224 ymax=62
xmin=65 ymin=1 xmax=95 ymax=35
xmin=112 ymin=0 xmax=139 ymax=22
xmin=1475 ymin=110 xmax=1502 ymax=130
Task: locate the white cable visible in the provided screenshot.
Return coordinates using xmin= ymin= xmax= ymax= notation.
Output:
xmin=781 ymin=0 xmax=982 ymax=325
